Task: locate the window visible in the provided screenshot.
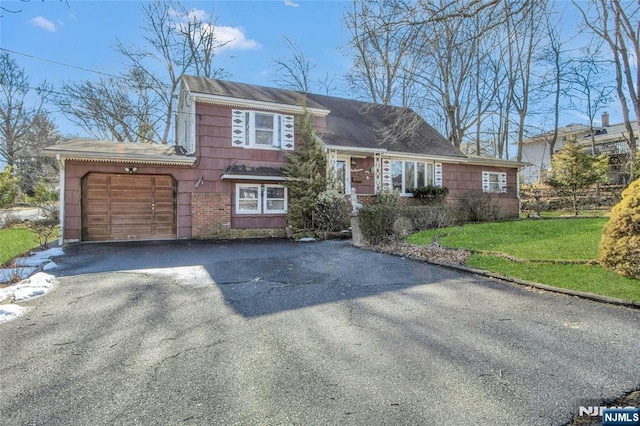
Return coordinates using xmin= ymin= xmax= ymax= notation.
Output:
xmin=265 ymin=186 xmax=286 ymax=213
xmin=391 ymin=160 xmax=435 ymax=195
xmin=333 ymin=159 xmax=353 ymax=194
xmin=232 ymin=110 xmax=294 ymax=150
xmin=482 ymin=171 xmax=507 ymax=193
xmin=236 ymin=184 xmax=288 ymax=214
xmin=237 ymin=185 xmax=260 ymax=213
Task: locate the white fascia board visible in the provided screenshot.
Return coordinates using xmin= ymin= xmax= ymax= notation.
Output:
xmin=461 ymin=156 xmax=528 ymax=168
xmin=191 ymin=92 xmax=330 ymax=117
xmin=323 ymin=145 xmax=387 ymax=154
xmin=384 ymin=151 xmax=465 ymax=163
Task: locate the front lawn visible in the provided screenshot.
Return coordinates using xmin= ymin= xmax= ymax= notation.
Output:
xmin=408 ymin=218 xmax=640 ymax=303
xmin=0 ymin=227 xmax=41 ymax=266
xmin=407 ymin=218 xmax=607 ymax=261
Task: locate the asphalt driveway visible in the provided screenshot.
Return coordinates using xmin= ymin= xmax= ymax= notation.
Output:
xmin=1 ymin=239 xmax=639 ymax=425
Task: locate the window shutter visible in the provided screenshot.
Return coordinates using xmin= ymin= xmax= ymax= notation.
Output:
xmin=482 ymin=171 xmax=490 ymax=192
xmin=499 ymin=172 xmax=507 ymax=193
xmin=281 ymin=115 xmax=295 ymax=150
xmin=231 ymin=110 xmax=246 ymax=147
xmin=434 ymin=163 xmax=443 ymax=187
xmin=382 ymin=158 xmax=392 ymax=190
xmin=274 ymin=115 xmax=282 ymax=148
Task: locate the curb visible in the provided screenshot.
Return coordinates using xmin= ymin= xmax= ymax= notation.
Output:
xmin=424 ymin=259 xmax=640 ymax=310
xmin=362 ymin=243 xmax=640 ymax=310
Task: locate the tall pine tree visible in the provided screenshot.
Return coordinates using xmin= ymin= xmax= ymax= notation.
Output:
xmin=283 ymin=104 xmax=327 ymax=232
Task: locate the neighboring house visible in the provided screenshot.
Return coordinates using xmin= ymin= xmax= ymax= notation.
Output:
xmin=45 ymin=77 xmax=525 ymax=243
xmin=522 ymin=112 xmax=639 ymax=184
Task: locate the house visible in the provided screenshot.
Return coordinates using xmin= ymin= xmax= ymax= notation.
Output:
xmin=522 ymin=112 xmax=639 ymax=184
xmin=45 ymin=77 xmax=525 ymax=243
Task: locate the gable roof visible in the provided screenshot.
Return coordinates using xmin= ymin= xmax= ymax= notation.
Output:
xmin=182 ymin=76 xmax=466 ymax=159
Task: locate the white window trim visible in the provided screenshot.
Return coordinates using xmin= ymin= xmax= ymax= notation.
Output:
xmin=482 ymin=171 xmax=507 ymax=193
xmin=390 ymin=159 xmax=437 ymax=196
xmin=232 ymin=110 xmax=294 ymax=151
xmin=263 ymin=184 xmax=288 ymax=214
xmin=236 ymin=184 xmax=261 ymax=214
xmin=235 ymin=184 xmax=288 ymax=215
xmin=335 ymin=156 xmax=352 ymax=195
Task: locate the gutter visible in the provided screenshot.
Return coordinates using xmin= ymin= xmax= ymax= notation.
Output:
xmin=220 ymin=173 xmax=290 ymax=181
xmin=45 ymin=152 xmax=197 ymax=166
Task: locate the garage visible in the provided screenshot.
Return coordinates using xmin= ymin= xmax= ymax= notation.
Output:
xmin=81 ymin=173 xmax=176 ymax=241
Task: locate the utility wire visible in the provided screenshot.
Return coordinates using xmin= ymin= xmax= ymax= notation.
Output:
xmin=0 ymin=47 xmax=123 ymax=79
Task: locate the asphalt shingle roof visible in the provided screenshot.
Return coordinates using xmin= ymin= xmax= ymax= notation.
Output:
xmin=183 ymin=76 xmax=466 ymax=158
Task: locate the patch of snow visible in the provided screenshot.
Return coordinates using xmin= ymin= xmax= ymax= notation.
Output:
xmin=35 ymin=247 xmax=64 ymax=258
xmin=0 ymin=272 xmax=56 ymax=307
xmin=12 ymin=272 xmax=56 ymax=302
xmin=0 ymin=304 xmax=30 ymax=323
xmin=1 ymin=246 xmax=63 ymax=284
xmin=297 ymin=237 xmax=316 ymax=242
xmin=43 ymin=261 xmax=57 ymax=271
xmin=0 ymin=267 xmax=37 ymax=282
xmin=14 ymin=256 xmax=51 ymax=267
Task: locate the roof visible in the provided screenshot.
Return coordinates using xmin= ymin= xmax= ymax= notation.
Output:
xmin=220 ymin=163 xmax=287 ymax=181
xmin=43 ymin=139 xmax=197 ymax=165
xmin=523 ymin=124 xmax=591 ymax=144
xmin=182 ymin=76 xmax=328 ymax=114
xmin=183 ymin=76 xmax=466 ymax=159
xmin=306 ymin=92 xmax=465 ymax=157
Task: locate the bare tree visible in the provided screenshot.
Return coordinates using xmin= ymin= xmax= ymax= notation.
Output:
xmin=576 ymin=0 xmax=640 ymax=178
xmin=506 ymin=0 xmax=548 ymax=161
xmin=55 ymin=68 xmax=163 ymax=143
xmin=54 ymin=0 xmax=227 ymax=145
xmin=14 ymin=114 xmax=61 ymax=194
xmin=272 ymin=37 xmax=316 ymax=93
xmin=565 ymin=42 xmax=615 ymax=154
xmin=343 ymin=0 xmax=420 ymax=106
xmin=0 ymin=53 xmax=52 ymax=167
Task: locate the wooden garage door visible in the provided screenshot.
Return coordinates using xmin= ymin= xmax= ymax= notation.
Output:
xmin=82 ymin=173 xmax=176 ymax=241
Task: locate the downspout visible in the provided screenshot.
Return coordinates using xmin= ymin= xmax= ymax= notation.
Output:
xmin=56 ymin=154 xmax=65 ymax=246
xmin=516 ymin=171 xmax=521 ymax=217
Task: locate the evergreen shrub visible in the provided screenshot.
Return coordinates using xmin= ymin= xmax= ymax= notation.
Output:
xmin=598 ymin=179 xmax=640 ymax=278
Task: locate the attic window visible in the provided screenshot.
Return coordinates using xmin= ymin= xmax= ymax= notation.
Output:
xmin=232 ymin=110 xmax=295 ymax=150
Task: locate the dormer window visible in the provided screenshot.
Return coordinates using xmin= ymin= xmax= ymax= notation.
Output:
xmin=232 ymin=110 xmax=294 ymax=150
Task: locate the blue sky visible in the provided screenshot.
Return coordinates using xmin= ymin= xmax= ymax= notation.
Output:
xmin=0 ymin=0 xmax=630 ymax=141
xmin=1 ymin=0 xmax=351 ymax=136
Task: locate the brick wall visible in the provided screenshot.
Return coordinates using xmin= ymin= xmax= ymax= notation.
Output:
xmin=192 ymin=192 xmax=231 ymax=238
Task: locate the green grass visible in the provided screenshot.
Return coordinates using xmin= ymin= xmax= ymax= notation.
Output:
xmin=521 ymin=210 xmax=609 ymax=218
xmin=467 ymin=254 xmax=640 ymax=302
xmin=408 ymin=218 xmax=640 ymax=303
xmin=0 ymin=227 xmax=40 ymax=266
xmin=407 ymin=218 xmax=608 ymax=261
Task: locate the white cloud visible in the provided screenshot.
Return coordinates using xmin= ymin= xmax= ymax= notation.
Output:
xmin=187 ymin=8 xmax=208 ymax=22
xmin=167 ymin=8 xmax=260 ymax=51
xmin=284 ymin=0 xmax=300 ymax=7
xmin=28 ymin=16 xmax=57 ymax=32
xmin=214 ymin=26 xmax=261 ymax=50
